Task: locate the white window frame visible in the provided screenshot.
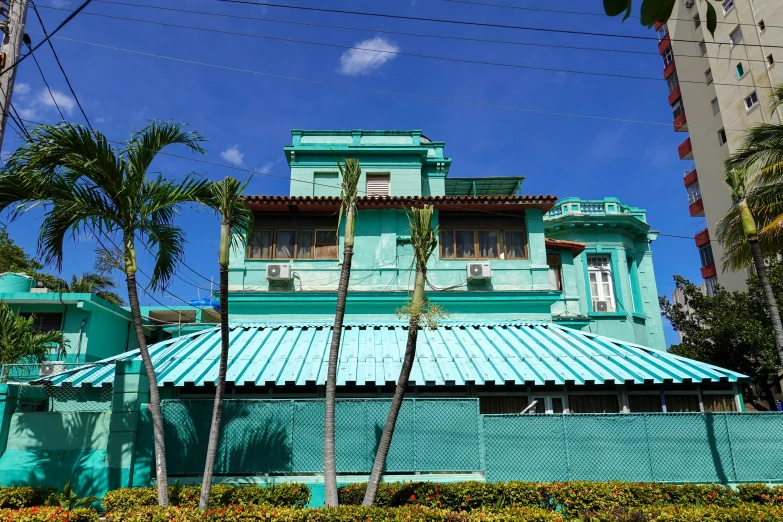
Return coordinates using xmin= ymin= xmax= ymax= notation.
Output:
xmin=745 ymin=90 xmax=759 ymax=110
xmin=722 ymin=0 xmax=734 ymax=14
xmin=662 ymin=46 xmax=674 ymax=66
xmin=657 ymin=24 xmax=668 ymax=41
xmin=528 ymin=395 xmax=568 ymax=414
xmin=730 ymin=26 xmax=743 ymax=47
xmin=587 ymin=255 xmax=616 ymax=313
xmin=687 ymin=182 xmax=702 ymax=204
xmin=672 ymin=98 xmax=684 ymax=119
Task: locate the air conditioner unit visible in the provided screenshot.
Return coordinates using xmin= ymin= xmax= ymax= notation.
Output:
xmin=595 ymin=300 xmax=610 ymax=312
xmin=266 ymin=263 xmax=292 ymax=281
xmin=39 ymin=362 xmax=65 ymax=376
xmin=467 ymin=262 xmax=492 ymax=281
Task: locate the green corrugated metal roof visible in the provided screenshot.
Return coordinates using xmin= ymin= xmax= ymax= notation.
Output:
xmin=444 ymin=177 xmax=524 ymax=196
xmin=35 ymin=322 xmax=747 ymax=388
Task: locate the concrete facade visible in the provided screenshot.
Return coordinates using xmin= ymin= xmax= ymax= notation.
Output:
xmin=659 ymin=0 xmax=783 ymax=291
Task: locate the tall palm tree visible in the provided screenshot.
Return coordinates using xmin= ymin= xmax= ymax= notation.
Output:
xmin=198 ymin=176 xmax=253 ymax=510
xmin=0 ymin=122 xmax=210 ymax=506
xmin=717 ymin=167 xmax=783 ymax=367
xmin=323 ymin=157 xmax=361 ymax=507
xmin=69 ymin=272 xmax=125 ymax=306
xmin=362 ymin=205 xmax=440 ymax=506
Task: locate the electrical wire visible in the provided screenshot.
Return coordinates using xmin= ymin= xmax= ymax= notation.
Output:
xmin=25 ymin=43 xmax=66 ymax=121
xmin=35 ymin=1 xmax=777 ymax=65
xmin=29 ymin=7 xmax=779 ymax=90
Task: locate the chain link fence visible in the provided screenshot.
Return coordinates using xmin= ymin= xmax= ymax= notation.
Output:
xmin=14 ymin=384 xmax=113 ymax=413
xmin=0 ymin=362 xmax=87 ymax=384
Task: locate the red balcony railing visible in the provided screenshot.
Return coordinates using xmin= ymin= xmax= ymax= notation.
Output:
xmin=668 ymin=86 xmax=681 ymax=106
xmin=663 ymin=60 xmax=676 ymax=79
xmin=701 ymin=263 xmax=717 ymax=279
xmin=695 ymin=228 xmax=710 ymax=247
xmin=678 ymin=137 xmax=693 ymax=160
xmin=689 ymin=198 xmax=704 ymax=217
xmin=674 ymin=112 xmax=687 ymax=132
xmin=683 ymin=164 xmax=698 ymax=187
xmin=658 ymin=33 xmax=671 ymax=54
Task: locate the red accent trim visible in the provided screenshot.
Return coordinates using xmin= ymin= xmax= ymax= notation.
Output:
xmin=689 ymin=198 xmax=704 ymax=217
xmin=695 ymin=229 xmax=710 ymax=248
xmin=654 ymin=21 xmax=663 ymax=30
xmin=663 ymin=60 xmax=676 ymax=79
xmin=678 ymin=137 xmax=693 ymax=159
xmin=701 ymin=263 xmax=717 ymax=279
xmin=667 ymin=86 xmax=681 ymax=106
xmin=684 ymin=169 xmax=698 ymax=187
xmin=545 ymin=238 xmax=586 ymax=255
xmin=673 ymin=112 xmax=687 ymax=131
xmin=658 ymin=34 xmax=671 ymax=54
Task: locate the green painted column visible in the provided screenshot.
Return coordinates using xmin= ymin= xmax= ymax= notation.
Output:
xmin=106 ymin=360 xmax=150 ymax=490
xmin=0 ymin=384 xmax=19 ymax=457
xmin=526 ymin=208 xmax=549 ymax=290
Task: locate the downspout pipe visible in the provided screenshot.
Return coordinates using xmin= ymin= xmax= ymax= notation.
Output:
xmin=74 ymin=318 xmax=87 ymax=363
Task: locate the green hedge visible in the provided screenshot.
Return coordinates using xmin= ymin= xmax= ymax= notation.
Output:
xmin=337 ymin=482 xmax=749 ymax=511
xmin=0 ymin=488 xmax=54 ymax=509
xmin=0 ymin=507 xmax=98 ymax=522
xmin=102 ymin=483 xmax=310 ymax=511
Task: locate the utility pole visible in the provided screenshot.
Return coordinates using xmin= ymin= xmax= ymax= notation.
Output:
xmin=0 ymin=0 xmax=29 ymax=153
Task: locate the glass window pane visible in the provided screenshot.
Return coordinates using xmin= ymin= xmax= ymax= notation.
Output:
xmin=296 ymin=230 xmax=313 ymax=259
xmin=478 ymin=230 xmax=498 ymax=258
xmin=455 ymin=230 xmax=475 ymax=259
xmin=315 ymin=230 xmax=338 ymax=259
xmin=440 ymin=230 xmax=454 ymax=258
xmin=249 ymin=230 xmax=272 ymax=259
xmin=504 ymin=230 xmax=525 ymax=259
xmin=275 ymin=230 xmax=295 ymax=259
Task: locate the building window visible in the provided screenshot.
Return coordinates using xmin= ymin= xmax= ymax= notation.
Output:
xmin=693 ymin=13 xmax=701 ymax=28
xmin=768 ymin=54 xmax=775 ymax=67
xmin=711 ymin=97 xmax=720 ymax=115
xmin=657 ymin=23 xmax=668 ymax=40
xmin=547 ymin=254 xmax=562 ymax=291
xmin=662 ymin=46 xmax=674 ymax=66
xmin=705 ymin=276 xmax=718 ymax=297
xmin=759 ymin=19 xmax=766 ymax=32
xmin=570 ymin=395 xmax=619 ymax=413
xmin=19 ymin=312 xmax=63 ymax=332
xmin=666 ymin=71 xmax=679 ymax=93
xmin=730 ymin=26 xmax=743 ymax=46
xmin=687 ymin=181 xmax=702 ymax=204
xmin=366 ymin=174 xmax=390 ymax=196
xmin=247 ymin=214 xmax=338 ymax=260
xmin=698 ymin=41 xmax=707 ymax=56
xmin=438 ymin=214 xmax=527 ymax=260
xmin=587 ymin=255 xmax=616 ymax=312
xmin=672 ymin=98 xmax=685 ymax=119
xmin=745 ymin=90 xmax=759 ymax=110
xmin=722 ymin=0 xmax=734 ymax=13
xmin=699 ymin=244 xmax=715 ymax=267
xmin=718 ymin=128 xmax=728 ymax=145
xmin=736 ymin=62 xmax=745 ymax=78
xmin=705 ymin=68 xmax=713 ymax=84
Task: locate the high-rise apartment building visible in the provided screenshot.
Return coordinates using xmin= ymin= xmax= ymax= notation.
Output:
xmin=656 ymin=0 xmax=783 ymax=292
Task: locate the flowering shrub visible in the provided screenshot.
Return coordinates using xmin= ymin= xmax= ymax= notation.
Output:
xmin=0 ymin=507 xmax=98 ymax=521
xmin=0 ymin=488 xmax=54 ymax=509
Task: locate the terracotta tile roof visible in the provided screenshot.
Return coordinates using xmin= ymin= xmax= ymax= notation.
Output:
xmin=545 ymin=238 xmax=587 ymax=255
xmin=244 ymin=195 xmax=558 ymax=212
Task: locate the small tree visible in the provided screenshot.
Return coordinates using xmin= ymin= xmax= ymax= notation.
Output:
xmin=362 ymin=205 xmax=444 ymax=506
xmin=323 ymin=158 xmax=361 ymax=507
xmin=199 ymin=176 xmax=253 ymax=510
xmin=0 ymin=301 xmax=67 ymax=371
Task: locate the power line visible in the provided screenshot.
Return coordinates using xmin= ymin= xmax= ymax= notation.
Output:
xmin=32 ymin=7 xmax=780 ymax=90
xmin=29 ymin=0 xmax=93 ymax=129
xmin=25 ymin=42 xmax=66 ymax=121
xmin=217 ymin=0 xmax=783 ymax=50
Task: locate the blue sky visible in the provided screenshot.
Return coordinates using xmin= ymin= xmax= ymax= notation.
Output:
xmin=1 ymin=0 xmax=706 ymax=345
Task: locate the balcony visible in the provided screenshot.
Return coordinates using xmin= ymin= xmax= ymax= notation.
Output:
xmin=544 ymin=197 xmax=647 ymax=222
xmin=689 ymin=197 xmax=704 ymax=217
xmin=683 ymin=164 xmax=698 ymax=187
xmin=678 ymin=137 xmax=693 ymax=160
xmin=701 ymin=262 xmax=717 ymax=279
xmin=658 ymin=33 xmax=671 ymax=54
xmin=673 ymin=112 xmax=688 ymax=132
xmin=695 ymin=228 xmax=710 ymax=247
xmin=663 ymin=60 xmax=676 ymax=79
xmin=668 ymin=86 xmax=681 ymax=106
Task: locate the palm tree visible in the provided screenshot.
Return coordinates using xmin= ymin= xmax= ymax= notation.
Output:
xmin=362 ymin=205 xmax=440 ymax=506
xmin=717 ymin=167 xmax=783 ymax=367
xmin=0 ymin=301 xmax=67 ymax=371
xmin=323 ymin=157 xmax=361 ymax=507
xmin=198 ymin=176 xmax=253 ymax=510
xmin=0 ymin=121 xmax=210 ymax=506
xmin=69 ymin=272 xmax=124 ymax=306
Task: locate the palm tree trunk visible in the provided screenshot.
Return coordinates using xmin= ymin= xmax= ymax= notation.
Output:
xmin=324 ymin=206 xmax=355 ymax=507
xmin=749 ymin=236 xmax=783 ymax=367
xmin=125 ymin=272 xmax=169 ymax=506
xmin=362 ymin=265 xmax=426 ymax=506
xmin=199 ymin=265 xmax=230 ymax=510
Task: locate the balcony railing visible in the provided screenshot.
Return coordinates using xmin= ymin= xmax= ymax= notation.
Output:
xmin=544 ymin=198 xmax=647 ymax=222
xmin=0 ymin=362 xmax=86 ymax=384
xmin=684 ymin=164 xmax=696 ymax=177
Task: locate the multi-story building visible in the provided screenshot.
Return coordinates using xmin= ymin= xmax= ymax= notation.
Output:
xmin=656 ymin=0 xmax=783 ymax=292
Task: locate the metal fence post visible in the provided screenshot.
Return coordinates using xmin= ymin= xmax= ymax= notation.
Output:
xmin=561 ymin=414 xmax=571 ymax=481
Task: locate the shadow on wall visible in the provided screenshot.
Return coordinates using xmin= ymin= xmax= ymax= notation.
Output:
xmin=0 ymin=411 xmax=110 ymax=497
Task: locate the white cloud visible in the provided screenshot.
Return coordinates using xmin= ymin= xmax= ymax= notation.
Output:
xmin=220 ymin=145 xmax=245 ymax=166
xmin=15 ymin=83 xmax=30 ymax=95
xmin=37 ymin=89 xmax=75 ymax=115
xmin=49 ymin=0 xmax=71 ymax=7
xmin=257 ymin=161 xmax=275 ymax=174
xmin=95 ymin=117 xmax=107 ymax=124
xmin=339 ymin=36 xmax=399 ymax=75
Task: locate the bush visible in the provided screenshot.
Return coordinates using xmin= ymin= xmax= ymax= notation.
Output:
xmin=0 ymin=507 xmax=99 ymax=522
xmin=102 ymin=483 xmax=310 ymax=511
xmin=0 ymin=488 xmax=54 ymax=509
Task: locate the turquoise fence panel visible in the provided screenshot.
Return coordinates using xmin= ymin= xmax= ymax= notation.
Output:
xmin=725 ymin=413 xmax=783 ymax=482
xmin=565 ymin=415 xmax=652 ymax=482
xmin=365 ymin=399 xmax=415 ymax=472
xmin=483 ymin=415 xmax=568 ymax=482
xmin=219 ymin=400 xmax=294 ymax=474
xmin=646 ymin=413 xmax=735 ymax=483
xmin=291 ymin=400 xmax=324 ymax=473
xmin=161 ymin=401 xmax=212 ymax=475
xmin=335 ymin=400 xmax=370 ymax=472
xmin=414 ymin=399 xmax=481 ymax=472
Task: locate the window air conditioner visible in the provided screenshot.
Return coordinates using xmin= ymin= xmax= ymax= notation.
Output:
xmin=467 ymin=262 xmax=492 ymax=281
xmin=39 ymin=362 xmax=65 ymax=376
xmin=266 ymin=263 xmax=292 ymax=281
xmin=595 ymin=300 xmax=610 ymax=312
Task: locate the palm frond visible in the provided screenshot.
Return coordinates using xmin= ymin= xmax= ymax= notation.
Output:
xmin=407 ymin=205 xmax=438 ymax=267
xmin=770 ymin=83 xmax=783 ymax=114
xmin=204 ymin=176 xmax=254 ymax=266
xmin=142 ymin=221 xmax=187 ymax=293
xmin=726 ymin=123 xmax=783 ymax=186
